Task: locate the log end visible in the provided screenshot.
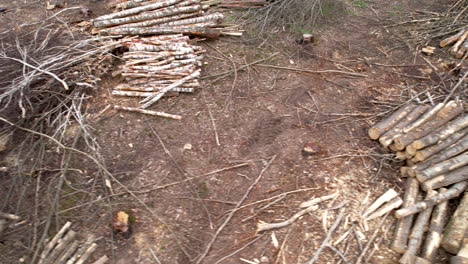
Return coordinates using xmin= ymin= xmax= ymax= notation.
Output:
xmin=368 ymin=127 xmax=381 ymax=140
xmin=406 ymin=144 xmax=418 ymax=155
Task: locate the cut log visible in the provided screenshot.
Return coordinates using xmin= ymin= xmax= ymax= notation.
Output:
xmin=362 ymin=189 xmax=398 ymax=218
xmin=104 ymin=26 xmax=223 ymax=38
xmin=421 ymin=166 xmax=468 ymax=191
xmin=421 ymin=188 xmax=449 ymax=261
xmin=56 ymin=240 xmax=80 ymax=264
xmin=395 ymin=181 xmax=467 ymax=218
xmin=114 ymin=105 xmax=182 ymax=119
xmin=414 ymin=128 xmax=468 ymax=162
xmin=366 ymin=196 xmax=402 ymax=220
xmin=457 ymin=39 xmax=468 ymax=59
xmin=368 ymin=104 xmax=416 ymax=140
xmin=105 ymin=11 xmax=203 ymax=30
xmin=93 ymin=0 xmax=185 ymax=21
xmin=416 ymin=152 xmax=468 ymax=182
xmin=391 ymin=177 xmax=419 ymax=254
xmin=394 ymin=101 xmax=464 ymax=150
xmin=115 ymin=86 xmax=195 ymax=92
xmin=157 ymin=12 xmax=224 ymax=27
xmin=450 ymin=30 xmax=468 ymax=56
xmin=450 ymin=238 xmax=468 ymax=264
xmin=402 ymin=103 xmax=444 ymax=134
xmin=379 ymin=105 xmax=430 ymax=148
xmin=400 ymin=166 xmax=410 ymax=177
xmin=38 ymin=222 xmax=72 ymax=264
xmin=396 ymin=151 xmax=412 ymax=160
xmin=47 ymin=230 xmax=76 ymax=263
xmin=91 ymin=256 xmax=109 ymax=264
xmin=440 ymin=29 xmax=466 ymax=47
xmin=0 ymin=212 xmax=20 ymax=220
xmin=94 ymin=4 xmax=202 ymax=28
xmin=399 ymin=191 xmax=436 ymax=264
xmin=442 ymin=192 xmax=468 ymax=254
xmin=411 ymin=114 xmax=468 ymax=150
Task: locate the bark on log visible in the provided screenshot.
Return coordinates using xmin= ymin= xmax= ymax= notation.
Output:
xmin=368 ymin=104 xmax=416 ymax=140
xmin=421 ymin=188 xmax=449 ymax=261
xmin=105 ymin=11 xmax=203 ymax=30
xmin=157 ymin=12 xmax=223 ymax=27
xmin=457 ymin=39 xmax=468 ymax=59
xmin=140 ymin=70 xmax=200 ymax=108
xmin=115 ymin=85 xmax=195 ymax=92
xmin=421 ymin=166 xmax=468 ymax=191
xmin=395 ymin=181 xmax=467 ymax=218
xmin=114 ymin=105 xmax=182 ymax=119
xmin=104 ymin=26 xmax=223 ymax=38
xmin=91 ymin=256 xmax=109 ymax=264
xmin=440 ymin=29 xmax=466 ymax=47
xmin=47 ymin=230 xmax=76 ymax=263
xmin=75 ymin=243 xmax=97 ymax=264
xmin=411 ymin=114 xmax=468 ymax=150
xmin=93 ymin=0 xmax=185 ymax=21
xmin=442 ymin=192 xmax=468 ymax=254
xmin=414 ymin=129 xmax=468 ymax=162
xmin=416 ymin=152 xmax=468 ymax=183
xmin=39 ymin=222 xmax=72 ymax=264
xmin=400 ymin=191 xmax=436 ymax=264
xmin=450 ymin=239 xmax=468 ymax=264
xmin=362 ymin=189 xmax=398 ymax=218
xmin=0 ymin=212 xmax=20 ymax=220
xmin=392 ymin=177 xmax=419 ymax=254
xmin=366 ymin=196 xmax=403 ymax=220
xmin=402 ymin=103 xmax=444 ymax=134
xmin=450 ymin=31 xmax=468 ymax=56
xmin=94 ymin=4 xmax=202 ymax=28
xmin=394 ymin=101 xmax=464 ymax=150
xmin=56 ymin=240 xmax=80 ymax=264
xmin=65 ymin=235 xmax=95 ymax=264
xmin=299 ymin=192 xmax=338 ymax=208
xmin=379 ymin=105 xmax=430 ymax=148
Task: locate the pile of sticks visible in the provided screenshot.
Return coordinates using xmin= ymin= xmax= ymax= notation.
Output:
xmin=111 ymin=34 xmax=204 ymax=117
xmin=93 ymin=0 xmax=240 ymax=38
xmin=368 ymin=100 xmax=468 ymax=263
xmin=38 ymin=222 xmax=108 ymax=264
xmin=440 ymin=27 xmax=468 ymax=59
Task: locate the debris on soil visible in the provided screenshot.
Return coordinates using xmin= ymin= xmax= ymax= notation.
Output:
xmin=216 ymin=0 xmax=267 ymax=9
xmin=113 ymin=211 xmax=132 ymax=237
xmin=302 ymin=141 xmax=321 ymax=156
xmin=368 ymin=98 xmax=468 ymax=262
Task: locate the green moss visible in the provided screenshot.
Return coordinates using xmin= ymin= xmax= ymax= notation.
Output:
xmin=352 ymin=0 xmax=368 ymax=8
xmin=197 ymin=181 xmax=209 ymax=198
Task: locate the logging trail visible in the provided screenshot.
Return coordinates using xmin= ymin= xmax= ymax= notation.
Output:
xmin=0 ymin=0 xmax=463 ymax=263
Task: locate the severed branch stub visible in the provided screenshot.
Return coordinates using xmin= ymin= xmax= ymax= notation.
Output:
xmin=368 ymin=104 xmax=416 ymax=140
xmin=362 ymin=188 xmax=398 ymax=219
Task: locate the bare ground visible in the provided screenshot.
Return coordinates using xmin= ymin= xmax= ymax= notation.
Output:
xmin=0 ymin=0 xmax=464 ymax=263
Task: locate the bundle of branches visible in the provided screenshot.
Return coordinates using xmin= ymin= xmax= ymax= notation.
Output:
xmin=38 ymin=222 xmax=108 ymax=264
xmin=243 ymin=0 xmax=345 ymax=39
xmin=112 ymin=34 xmax=204 ymax=116
xmin=368 ymin=100 xmax=468 ymax=263
xmin=93 ymin=0 xmax=241 ymax=37
xmin=0 ymin=28 xmax=118 ymax=263
xmin=388 ymin=0 xmax=467 ymax=51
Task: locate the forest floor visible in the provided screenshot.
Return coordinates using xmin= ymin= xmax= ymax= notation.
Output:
xmin=0 ymin=0 xmax=464 ymax=263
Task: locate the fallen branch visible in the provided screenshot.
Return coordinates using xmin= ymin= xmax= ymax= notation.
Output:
xmin=442 ymin=192 xmax=468 ymax=254
xmin=113 ymin=105 xmax=182 ymax=119
xmin=362 ymin=189 xmax=398 ymax=218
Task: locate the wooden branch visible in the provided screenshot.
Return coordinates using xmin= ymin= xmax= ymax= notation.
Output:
xmin=421 ymin=188 xmax=449 ymax=261
xmin=394 ymin=101 xmax=464 ymax=150
xmin=450 ymin=238 xmax=468 ymax=264
xmin=402 ymin=103 xmax=444 ymax=134
xmin=114 ymin=105 xmax=182 ymax=119
xmin=94 ymin=4 xmax=202 ymax=28
xmin=450 ymin=30 xmax=468 ymax=56
xmin=256 ymin=205 xmax=319 ymax=232
xmin=366 ymin=197 xmax=402 ymax=220
xmin=416 ymin=152 xmax=468 ymax=182
xmin=379 ymin=105 xmax=430 ymax=148
xmin=368 ymin=104 xmax=416 ymax=140
xmin=91 ymin=256 xmax=109 ymax=264
xmin=104 ymin=26 xmax=223 ymax=38
xmin=400 ymin=191 xmax=436 ymax=264
xmin=0 ymin=212 xmax=20 ymax=220
xmin=56 ymin=240 xmax=79 ymax=264
xmin=305 ymin=208 xmax=345 ymax=264
xmin=75 ymin=243 xmax=97 ymax=264
xmin=442 ymin=192 xmax=468 ymax=254
xmin=299 ymin=192 xmax=338 ymax=208
xmin=115 ymin=86 xmax=195 ymax=92
xmin=47 ymin=230 xmax=76 ymax=263
xmin=391 ymin=177 xmax=419 ymax=254
xmin=413 ymin=128 xmax=467 ymax=162
xmin=362 ymin=189 xmax=398 ymax=218
xmin=395 ymin=181 xmax=467 ymax=218
xmin=440 ymin=28 xmax=466 ymax=47
xmin=421 ymin=166 xmax=468 ymax=191
xmin=38 ymin=222 xmax=72 ymax=264
xmin=140 ymin=70 xmax=200 ymax=108
xmin=158 ymin=12 xmax=223 ymax=27
xmin=107 ymin=11 xmax=203 ymax=30
xmin=93 ymin=0 xmax=184 ymax=21
xmin=411 ymin=114 xmax=468 ymax=150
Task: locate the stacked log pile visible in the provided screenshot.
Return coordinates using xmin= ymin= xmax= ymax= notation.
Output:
xmin=440 ymin=27 xmax=468 ymax=59
xmin=38 ymin=222 xmax=108 ymax=264
xmin=368 ymin=100 xmax=468 ymax=263
xmin=93 ymin=0 xmax=240 ymax=38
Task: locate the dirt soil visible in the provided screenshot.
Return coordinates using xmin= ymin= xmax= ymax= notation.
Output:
xmin=0 ymin=0 xmax=463 ymax=263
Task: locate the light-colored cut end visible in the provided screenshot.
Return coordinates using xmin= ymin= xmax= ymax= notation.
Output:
xmin=368 ymin=127 xmax=380 ymax=140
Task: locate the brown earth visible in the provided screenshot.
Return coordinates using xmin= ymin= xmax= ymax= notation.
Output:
xmin=0 ymin=0 xmax=463 ymax=263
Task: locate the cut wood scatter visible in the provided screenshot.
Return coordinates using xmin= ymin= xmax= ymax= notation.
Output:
xmin=440 ymin=27 xmax=468 ymax=59
xmin=38 ymin=222 xmax=107 ymax=264
xmin=368 ymin=99 xmax=468 ymax=263
xmin=93 ymin=0 xmax=241 ymax=117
